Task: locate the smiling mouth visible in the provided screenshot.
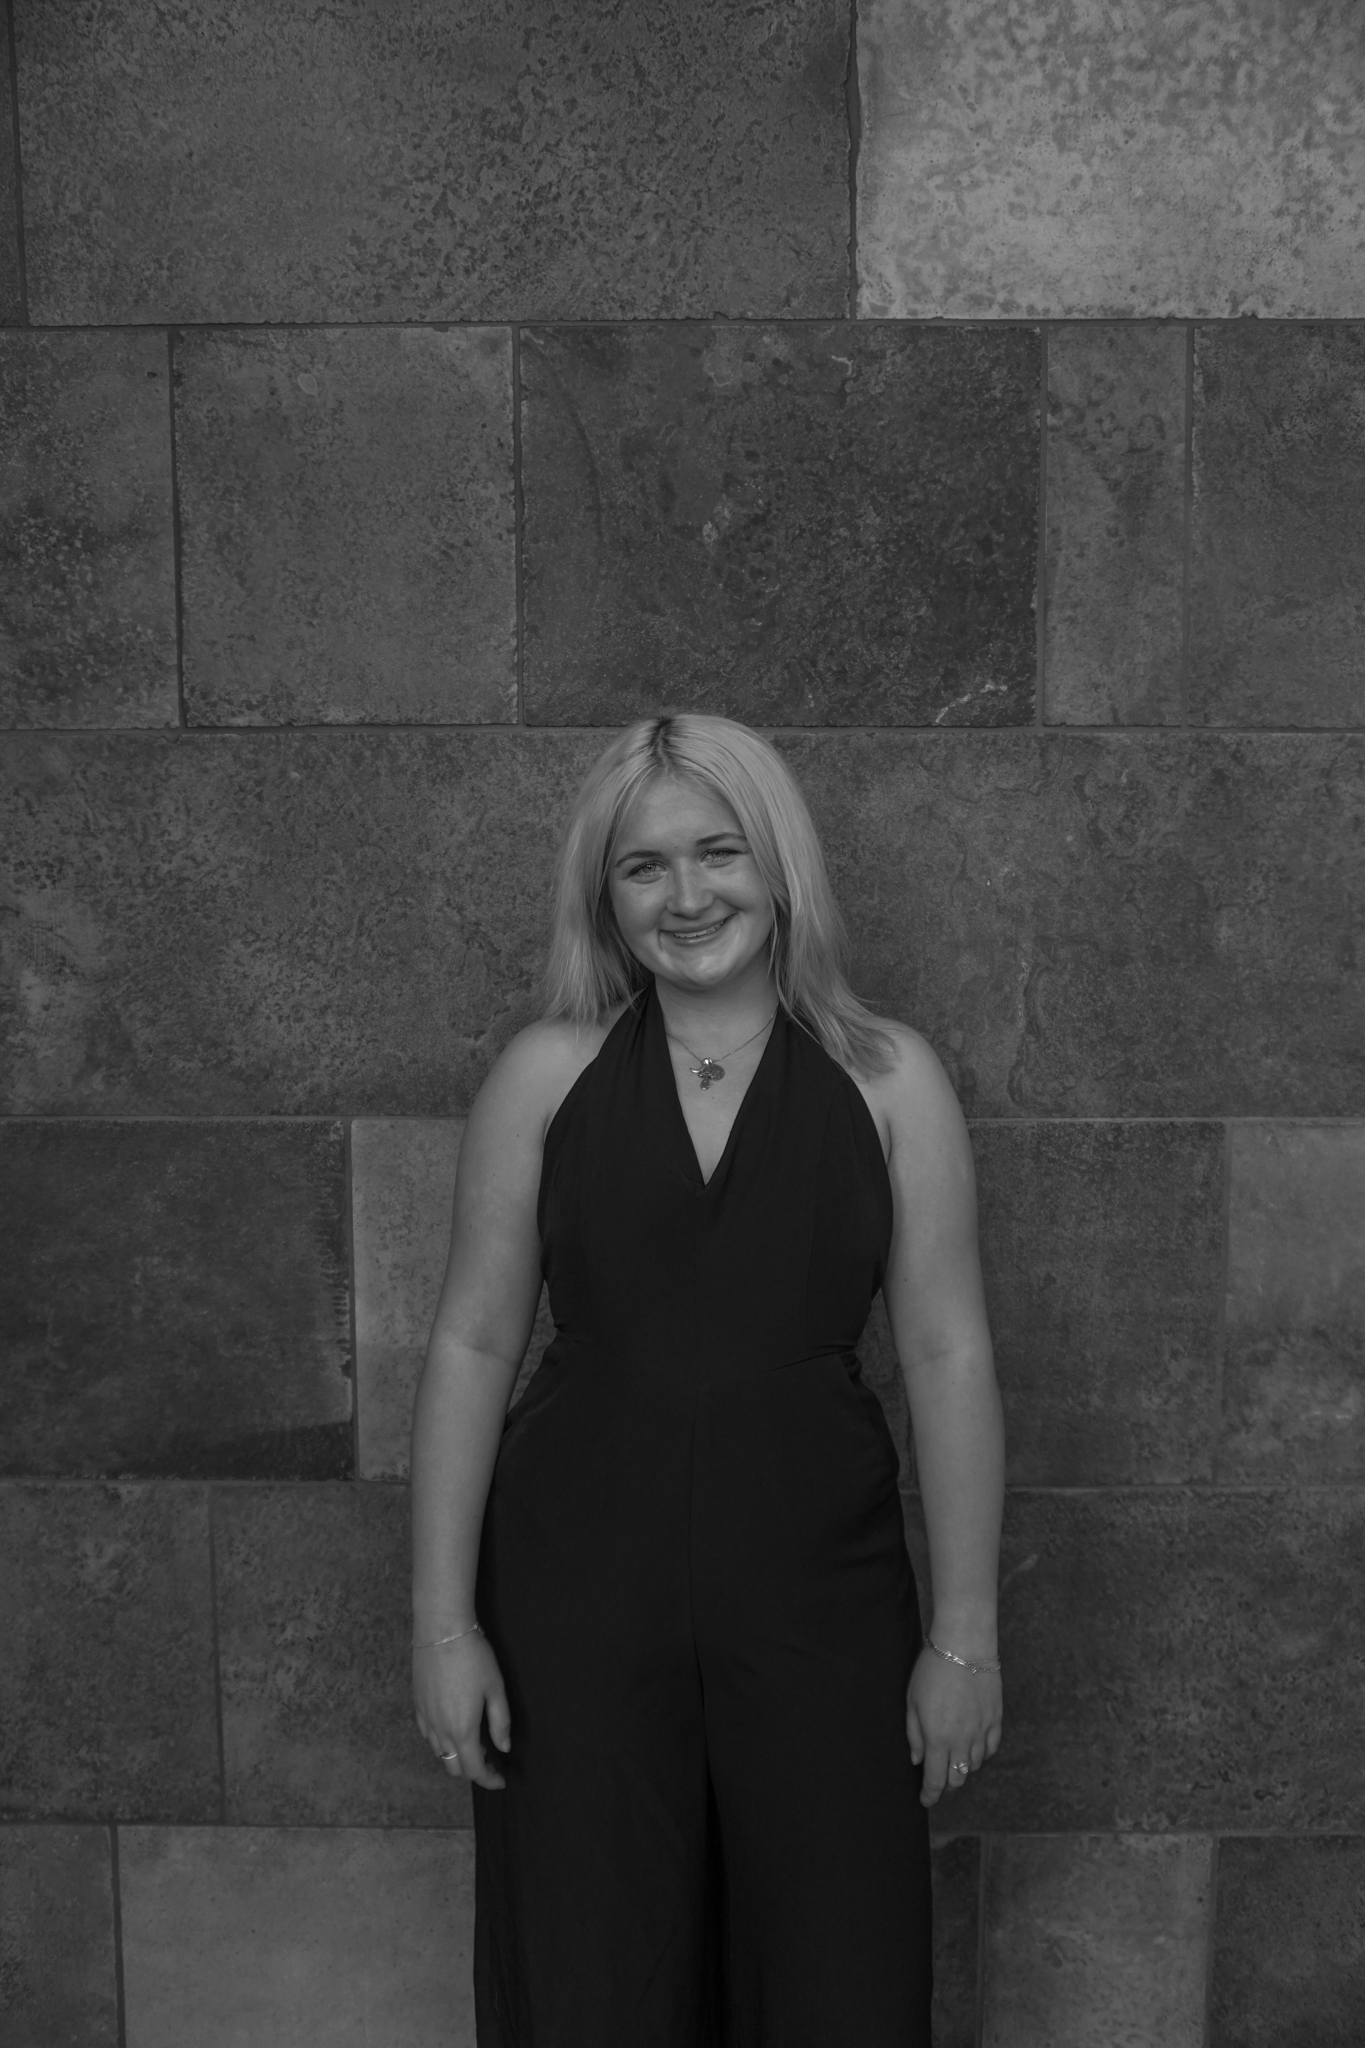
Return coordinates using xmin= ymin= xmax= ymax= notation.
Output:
xmin=662 ymin=916 xmax=733 ymax=945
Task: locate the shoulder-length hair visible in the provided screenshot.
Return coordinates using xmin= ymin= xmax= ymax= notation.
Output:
xmin=541 ymin=713 xmax=897 ymax=1077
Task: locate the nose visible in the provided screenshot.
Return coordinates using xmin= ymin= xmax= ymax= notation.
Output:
xmin=665 ymin=859 xmax=712 ymax=918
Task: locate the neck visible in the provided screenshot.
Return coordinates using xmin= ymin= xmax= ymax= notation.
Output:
xmin=651 ymin=963 xmax=779 ymax=1052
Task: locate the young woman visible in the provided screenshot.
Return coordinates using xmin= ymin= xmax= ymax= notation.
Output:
xmin=411 ymin=713 xmax=1004 ymax=2045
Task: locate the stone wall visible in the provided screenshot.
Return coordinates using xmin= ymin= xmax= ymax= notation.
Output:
xmin=2 ymin=3 xmax=1363 ymax=2043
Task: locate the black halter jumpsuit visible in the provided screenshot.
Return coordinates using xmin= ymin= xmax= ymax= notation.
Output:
xmin=473 ymin=982 xmax=932 ymax=2045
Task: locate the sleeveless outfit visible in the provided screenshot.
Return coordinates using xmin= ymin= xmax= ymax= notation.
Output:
xmin=473 ymin=981 xmax=932 ymax=2045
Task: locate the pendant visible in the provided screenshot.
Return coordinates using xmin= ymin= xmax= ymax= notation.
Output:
xmin=690 ymin=1059 xmax=725 ymax=1089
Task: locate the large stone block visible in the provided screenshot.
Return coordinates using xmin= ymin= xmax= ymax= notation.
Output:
xmin=120 ymin=1826 xmax=475 ymax=2048
xmin=215 ymin=1483 xmax=467 ymax=1827
xmin=973 ymin=1121 xmax=1223 ymax=1484
xmin=0 ymin=1120 xmax=351 ymax=1479
xmin=0 ymin=332 xmax=177 ymax=728
xmin=18 ymin=0 xmax=847 ymax=323
xmin=523 ymin=324 xmax=1039 ymax=728
xmin=1190 ymin=326 xmax=1365 ymax=726
xmin=3 ymin=731 xmax=1360 ymax=1120
xmin=1210 ymin=1836 xmax=1365 ymax=2047
xmin=0 ymin=1484 xmax=217 ymax=1820
xmin=0 ymin=1826 xmax=117 ymax=2048
xmin=176 ymin=328 xmax=515 ymax=725
xmin=0 ymin=729 xmax=600 ymax=1116
xmin=1044 ymin=326 xmax=1187 ymax=725
xmin=857 ymin=0 xmax=1365 ymax=318
xmin=1220 ymin=1124 xmax=1365 ymax=1482
xmin=906 ymin=1488 xmax=1365 ymax=1832
xmin=931 ymin=1835 xmax=981 ymax=2048
xmin=788 ymin=730 xmax=1364 ymax=1118
xmin=982 ymin=1834 xmax=1211 ymax=2047
xmin=0 ymin=26 xmax=20 ymax=324
xmin=353 ymin=1117 xmax=551 ymax=1480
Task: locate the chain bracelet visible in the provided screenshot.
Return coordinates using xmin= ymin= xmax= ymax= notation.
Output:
xmin=926 ymin=1635 xmax=1001 ymax=1677
xmin=413 ymin=1622 xmax=485 ymax=1651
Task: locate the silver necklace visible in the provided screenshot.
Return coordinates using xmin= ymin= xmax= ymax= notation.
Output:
xmin=664 ymin=1011 xmax=777 ymax=1090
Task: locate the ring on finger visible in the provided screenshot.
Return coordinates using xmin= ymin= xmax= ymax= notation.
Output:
xmin=950 ymin=1759 xmax=970 ymax=1775
xmin=438 ymin=1748 xmax=461 ymax=1764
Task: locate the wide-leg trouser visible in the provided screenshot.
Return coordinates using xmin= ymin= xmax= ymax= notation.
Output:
xmin=472 ymin=1348 xmax=933 ymax=2047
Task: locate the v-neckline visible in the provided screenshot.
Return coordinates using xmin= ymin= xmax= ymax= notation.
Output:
xmin=648 ymin=979 xmax=782 ymax=1191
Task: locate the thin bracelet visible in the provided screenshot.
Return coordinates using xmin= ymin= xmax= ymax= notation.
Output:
xmin=412 ymin=1622 xmax=485 ymax=1651
xmin=926 ymin=1635 xmax=1001 ymax=1677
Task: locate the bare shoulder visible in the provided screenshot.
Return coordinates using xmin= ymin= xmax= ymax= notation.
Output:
xmin=852 ymin=1016 xmax=972 ymax=1172
xmin=468 ymin=1008 xmax=623 ymax=1145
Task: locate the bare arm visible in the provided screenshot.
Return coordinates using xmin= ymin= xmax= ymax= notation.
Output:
xmin=874 ymin=1027 xmax=1005 ymax=1805
xmin=409 ymin=1021 xmax=584 ymax=1788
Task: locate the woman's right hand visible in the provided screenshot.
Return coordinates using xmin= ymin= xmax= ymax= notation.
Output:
xmin=413 ymin=1635 xmax=512 ymax=1790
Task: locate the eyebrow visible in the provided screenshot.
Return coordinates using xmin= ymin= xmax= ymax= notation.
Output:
xmin=612 ymin=831 xmax=748 ymax=866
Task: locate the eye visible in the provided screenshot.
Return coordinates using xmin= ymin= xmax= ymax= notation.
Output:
xmin=703 ymin=845 xmax=744 ymax=863
xmin=625 ymin=857 xmax=665 ymax=879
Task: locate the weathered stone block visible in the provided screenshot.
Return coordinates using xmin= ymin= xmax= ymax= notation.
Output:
xmin=973 ymin=1121 xmax=1223 ymax=1484
xmin=19 ymin=1 xmax=847 ymax=323
xmin=1210 ymin=1836 xmax=1365 ymax=2047
xmin=0 ymin=1484 xmax=217 ymax=1820
xmin=523 ymin=324 xmax=1039 ymax=728
xmin=906 ymin=1488 xmax=1365 ymax=1831
xmin=0 ymin=333 xmax=176 ymax=728
xmin=787 ymin=730 xmax=1365 ymax=1118
xmin=1191 ymin=326 xmax=1365 ymax=726
xmin=0 ymin=27 xmax=20 ymax=324
xmin=982 ymin=1834 xmax=1211 ymax=2047
xmin=0 ymin=730 xmax=600 ymax=1116
xmin=353 ymin=1118 xmax=551 ymax=1480
xmin=857 ymin=0 xmax=1365 ymax=318
xmin=177 ymin=328 xmax=515 ymax=726
xmin=0 ymin=1120 xmax=351 ymax=1479
xmin=1220 ymin=1124 xmax=1365 ymax=1482
xmin=215 ymin=1483 xmax=468 ymax=1826
xmin=0 ymin=1826 xmax=118 ymax=2048
xmin=1044 ymin=326 xmax=1187 ymax=725
xmin=931 ymin=1835 xmax=981 ymax=2048
xmin=3 ymin=731 xmax=1359 ymax=1120
xmin=120 ymin=1826 xmax=475 ymax=2048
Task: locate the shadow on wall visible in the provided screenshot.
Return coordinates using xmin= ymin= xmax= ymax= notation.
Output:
xmin=2 ymin=2 xmax=1364 ymax=2045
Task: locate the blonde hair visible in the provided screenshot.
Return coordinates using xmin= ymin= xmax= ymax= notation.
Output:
xmin=541 ymin=713 xmax=897 ymax=1078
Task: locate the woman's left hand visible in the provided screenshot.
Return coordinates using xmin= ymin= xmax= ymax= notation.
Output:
xmin=905 ymin=1645 xmax=1002 ymax=1807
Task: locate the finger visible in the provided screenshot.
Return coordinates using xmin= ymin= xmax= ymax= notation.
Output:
xmin=487 ymin=1687 xmax=513 ymax=1756
xmin=985 ymin=1722 xmax=1002 ymax=1759
xmin=905 ymin=1700 xmax=925 ymax=1766
xmin=459 ymin=1731 xmax=506 ymax=1792
xmin=920 ymin=1742 xmax=949 ymax=1808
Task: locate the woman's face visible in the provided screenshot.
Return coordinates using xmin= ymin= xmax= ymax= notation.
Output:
xmin=608 ymin=776 xmax=775 ymax=997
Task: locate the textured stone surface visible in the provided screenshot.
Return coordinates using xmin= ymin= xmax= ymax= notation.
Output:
xmin=1190 ymin=325 xmax=1365 ymax=726
xmin=906 ymin=1488 xmax=1365 ymax=1832
xmin=0 ymin=332 xmax=177 ymax=728
xmin=523 ymin=324 xmax=1039 ymax=727
xmin=353 ymin=1117 xmax=552 ymax=1479
xmin=0 ymin=1120 xmax=351 ymax=1479
xmin=973 ymin=1121 xmax=1223 ymax=1484
xmin=18 ymin=0 xmax=848 ymax=323
xmin=215 ymin=1483 xmax=468 ymax=1827
xmin=0 ymin=1484 xmax=217 ymax=1820
xmin=120 ymin=1825 xmax=475 ymax=2048
xmin=788 ymin=730 xmax=1365 ymax=1118
xmin=857 ymin=0 xmax=1365 ymax=318
xmin=177 ymin=328 xmax=515 ymax=726
xmin=1044 ymin=326 xmax=1187 ymax=725
xmin=931 ymin=1835 xmax=980 ymax=2048
xmin=1220 ymin=1123 xmax=1365 ymax=1481
xmin=4 ymin=730 xmax=1360 ymax=1120
xmin=982 ymin=1834 xmax=1211 ymax=2047
xmin=1210 ymin=1836 xmax=1365 ymax=2047
xmin=0 ymin=1826 xmax=118 ymax=2047
xmin=0 ymin=730 xmax=599 ymax=1116
xmin=0 ymin=26 xmax=21 ymax=325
